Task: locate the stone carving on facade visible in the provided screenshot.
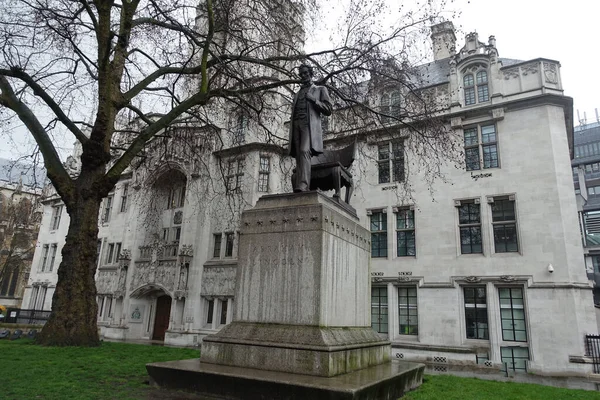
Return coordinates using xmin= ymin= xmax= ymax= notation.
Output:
xmin=499 ymin=275 xmax=516 ymax=282
xmin=179 ymin=244 xmax=193 ymax=257
xmin=503 ymin=67 xmax=519 ymax=80
xmin=130 ymin=260 xmax=177 ymax=292
xmin=173 ymin=211 xmax=183 ymax=225
xmin=543 ymin=62 xmax=558 ymax=84
xmin=201 ymin=266 xmax=236 ymax=297
xmin=397 ymin=276 xmax=411 ymax=282
xmin=464 ymin=276 xmax=481 ymax=283
xmin=132 ymin=169 xmax=143 ymax=190
xmin=521 ymin=63 xmax=538 ymax=76
xmin=96 ymin=270 xmax=119 ymax=294
xmin=450 ymin=117 xmax=463 ymax=129
xmin=492 ymin=108 xmax=505 ymax=121
xmin=118 ymin=249 xmax=131 ymax=264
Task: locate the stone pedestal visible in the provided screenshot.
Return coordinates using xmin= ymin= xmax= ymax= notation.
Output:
xmin=200 ymin=191 xmax=390 ymax=377
xmin=147 ymin=191 xmax=424 ymax=399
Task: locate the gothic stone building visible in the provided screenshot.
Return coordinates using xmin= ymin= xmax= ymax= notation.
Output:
xmin=25 ymin=22 xmax=597 ymax=376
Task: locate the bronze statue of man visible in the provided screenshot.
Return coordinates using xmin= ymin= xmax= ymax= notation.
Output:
xmin=288 ymin=64 xmax=333 ymax=192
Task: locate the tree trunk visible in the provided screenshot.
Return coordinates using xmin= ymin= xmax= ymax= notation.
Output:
xmin=37 ymin=194 xmax=102 ymax=346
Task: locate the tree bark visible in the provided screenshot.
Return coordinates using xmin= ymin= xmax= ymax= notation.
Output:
xmin=36 ymin=194 xmax=102 ymax=346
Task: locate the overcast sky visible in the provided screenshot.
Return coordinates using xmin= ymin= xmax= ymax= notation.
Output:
xmin=454 ymin=0 xmax=599 ymax=124
xmin=1 ymin=0 xmax=598 ymax=162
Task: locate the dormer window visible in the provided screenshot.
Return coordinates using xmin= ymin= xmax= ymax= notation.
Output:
xmin=380 ymin=91 xmax=402 ymax=124
xmin=464 ymin=70 xmax=489 ymax=105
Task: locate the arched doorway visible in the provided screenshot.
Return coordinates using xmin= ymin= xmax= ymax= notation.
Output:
xmin=152 ymin=295 xmax=172 ymax=341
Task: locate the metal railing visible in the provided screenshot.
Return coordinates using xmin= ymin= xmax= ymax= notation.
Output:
xmin=4 ymin=309 xmax=51 ymax=325
xmin=585 ymin=334 xmax=600 ymax=374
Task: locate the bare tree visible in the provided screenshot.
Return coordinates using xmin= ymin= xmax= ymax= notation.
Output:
xmin=0 ymin=0 xmax=457 ymax=346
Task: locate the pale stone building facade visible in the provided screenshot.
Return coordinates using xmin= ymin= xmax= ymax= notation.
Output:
xmin=24 ymin=22 xmax=597 ymax=376
xmin=0 ymin=164 xmax=43 ymax=310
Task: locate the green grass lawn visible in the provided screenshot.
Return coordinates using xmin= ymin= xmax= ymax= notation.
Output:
xmin=1 ymin=339 xmax=599 ymax=400
xmin=0 ymin=339 xmax=199 ymax=400
xmin=404 ymin=374 xmax=600 ymax=400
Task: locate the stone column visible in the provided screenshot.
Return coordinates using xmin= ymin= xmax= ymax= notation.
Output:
xmin=487 ymin=282 xmax=502 ymax=363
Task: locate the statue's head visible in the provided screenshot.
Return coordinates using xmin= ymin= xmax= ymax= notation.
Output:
xmin=298 ymin=64 xmax=314 ymax=85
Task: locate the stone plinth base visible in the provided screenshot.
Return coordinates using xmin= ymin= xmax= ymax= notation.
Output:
xmin=147 ymin=359 xmax=425 ymax=400
xmin=201 ymin=322 xmax=391 ymax=377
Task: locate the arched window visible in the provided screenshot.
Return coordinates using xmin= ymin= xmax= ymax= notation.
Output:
xmin=464 ymin=70 xmax=489 ymax=105
xmin=464 ymin=74 xmax=475 ymax=105
xmin=380 ymin=91 xmax=402 ymax=124
xmin=380 ymin=93 xmax=390 ymax=123
xmin=390 ymin=91 xmax=402 ymax=118
xmin=476 ymin=71 xmax=489 ymax=102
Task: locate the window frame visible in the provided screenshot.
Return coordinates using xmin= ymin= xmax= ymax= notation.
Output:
xmin=463 ymin=69 xmax=489 ymax=105
xmin=219 ymin=299 xmax=229 ymax=325
xmin=213 ymin=233 xmax=222 ymax=259
xmin=258 ymin=156 xmax=270 ymax=192
xmin=377 ymin=141 xmax=405 ymax=184
xmin=464 ymin=286 xmax=489 ymax=340
xmin=457 ymin=200 xmax=483 ymax=255
xmin=40 ymin=244 xmax=50 ymax=272
xmin=490 ymin=196 xmax=519 ymax=253
xmin=102 ymin=195 xmax=113 ymax=224
xmin=380 ymin=90 xmax=402 ymax=124
xmin=395 ymin=207 xmax=415 ymax=257
xmin=371 ymin=286 xmax=388 ymax=334
xmin=49 ymin=243 xmax=58 ymax=272
xmin=50 ymin=205 xmax=63 ymax=231
xmin=167 ymin=184 xmax=186 ymax=209
xmin=120 ymin=184 xmax=129 ymax=212
xmin=398 ymin=286 xmax=418 ymax=336
xmin=370 ymin=210 xmax=388 ymax=258
xmin=105 ymin=242 xmax=122 ymax=265
xmin=501 ymin=346 xmax=529 ymax=372
xmin=499 ymin=287 xmax=527 ymax=342
xmin=234 ymin=113 xmax=248 ymax=145
xmin=206 ymin=298 xmax=215 ymax=325
xmin=226 ymin=158 xmax=245 ymax=193
xmin=464 ymin=123 xmax=499 ymax=171
xmin=224 ymin=232 xmax=234 ymax=258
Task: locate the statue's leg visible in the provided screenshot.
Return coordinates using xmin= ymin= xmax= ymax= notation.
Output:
xmin=345 ymin=182 xmax=354 ymax=203
xmin=333 ymin=166 xmax=341 ymax=198
xmin=295 ymin=121 xmax=311 ymax=192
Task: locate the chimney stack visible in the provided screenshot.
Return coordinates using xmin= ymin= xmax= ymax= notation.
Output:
xmin=431 ymin=21 xmax=456 ymax=61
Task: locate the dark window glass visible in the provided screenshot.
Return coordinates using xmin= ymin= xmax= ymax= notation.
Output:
xmin=399 ymin=286 xmax=418 ymax=335
xmin=396 ymin=210 xmax=415 ymax=256
xmin=499 ymin=288 xmax=527 ymax=342
xmin=458 ymin=202 xmax=482 ymax=254
xmin=225 ymin=233 xmax=234 ymax=257
xmin=206 ymin=300 xmax=214 ymax=324
xmin=213 ymin=234 xmax=222 ymax=258
xmin=501 ymin=347 xmax=529 ymax=372
xmin=220 ymin=300 xmax=228 ymax=325
xmin=464 ymin=287 xmax=488 ymax=339
xmin=371 ymin=286 xmax=388 ymax=333
xmin=370 ymin=212 xmax=387 ymax=257
xmin=492 ymin=199 xmax=518 ymax=252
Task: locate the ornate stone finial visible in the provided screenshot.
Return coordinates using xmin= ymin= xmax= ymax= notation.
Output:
xmin=63 ymin=155 xmax=80 ymax=178
xmin=119 ymin=249 xmax=132 ymax=261
xmin=179 ymin=245 xmax=193 ymax=257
